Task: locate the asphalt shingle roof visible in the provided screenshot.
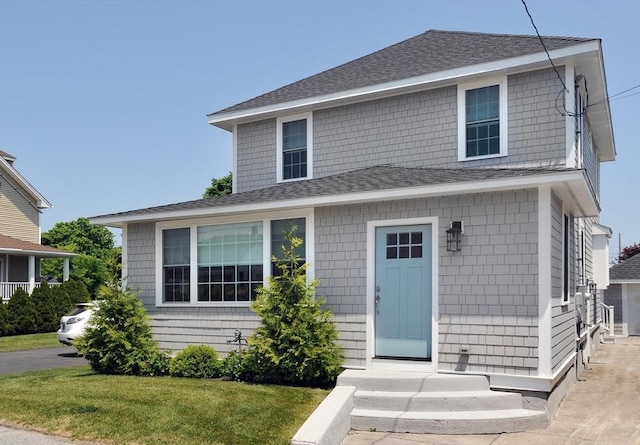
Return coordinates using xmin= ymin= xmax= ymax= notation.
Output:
xmin=0 ymin=234 xmax=73 ymax=255
xmin=210 ymin=30 xmax=593 ymax=116
xmin=610 ymin=253 xmax=640 ymax=280
xmin=93 ymin=165 xmax=574 ymax=220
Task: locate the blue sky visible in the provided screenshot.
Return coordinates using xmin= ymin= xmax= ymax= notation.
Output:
xmin=1 ymin=0 xmax=638 ymax=258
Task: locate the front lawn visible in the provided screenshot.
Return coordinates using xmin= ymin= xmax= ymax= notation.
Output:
xmin=0 ymin=367 xmax=328 ymax=445
xmin=0 ymin=332 xmax=62 ymax=352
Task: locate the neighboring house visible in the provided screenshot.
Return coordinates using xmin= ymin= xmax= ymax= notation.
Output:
xmin=91 ymin=30 xmax=615 ymax=434
xmin=0 ymin=150 xmax=75 ymax=300
xmin=604 ymin=254 xmax=640 ymax=336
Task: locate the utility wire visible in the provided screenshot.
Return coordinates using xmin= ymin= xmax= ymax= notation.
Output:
xmin=587 ymin=84 xmax=640 ymax=108
xmin=520 ymin=0 xmax=569 ymax=93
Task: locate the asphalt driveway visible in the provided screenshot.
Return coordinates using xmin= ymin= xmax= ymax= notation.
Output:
xmin=0 ymin=346 xmax=87 ymax=375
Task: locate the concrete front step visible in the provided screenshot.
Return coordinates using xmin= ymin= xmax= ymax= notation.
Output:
xmin=337 ymin=369 xmax=490 ymax=392
xmin=355 ymin=389 xmax=523 ymax=412
xmin=351 ymin=407 xmax=549 ymax=434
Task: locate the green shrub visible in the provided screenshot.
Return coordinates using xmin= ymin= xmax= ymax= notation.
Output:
xmin=170 ymin=345 xmax=221 ymax=378
xmin=7 ymin=288 xmax=37 ymax=335
xmin=51 ymin=285 xmax=73 ymax=321
xmin=60 ymin=279 xmax=91 ymax=305
xmin=246 ymin=228 xmax=344 ymax=388
xmin=0 ymin=302 xmax=13 ymax=336
xmin=220 ymin=350 xmax=248 ymax=381
xmin=31 ymin=282 xmax=59 ymax=333
xmin=75 ymin=282 xmax=168 ymax=376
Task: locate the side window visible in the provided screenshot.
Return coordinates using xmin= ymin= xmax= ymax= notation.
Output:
xmin=162 ymin=228 xmax=190 ymax=303
xmin=271 ymin=218 xmax=306 ymax=276
xmin=458 ymin=78 xmax=507 ymax=161
xmin=277 ymin=113 xmax=313 ymax=182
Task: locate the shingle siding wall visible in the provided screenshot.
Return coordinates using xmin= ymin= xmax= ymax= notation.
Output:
xmin=0 ymin=170 xmax=40 ymax=243
xmin=550 ymin=193 xmax=576 ymax=372
xmin=234 ymin=67 xmax=567 ymax=192
xmin=315 ymin=189 xmax=539 ymax=373
xmin=235 ymin=119 xmax=276 ymax=193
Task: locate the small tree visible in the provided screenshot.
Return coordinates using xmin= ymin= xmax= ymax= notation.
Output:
xmin=203 ymin=172 xmax=232 ymax=198
xmin=75 ymin=282 xmax=168 ymax=376
xmin=619 ymin=243 xmax=640 ymax=263
xmin=246 ymin=228 xmax=343 ymax=387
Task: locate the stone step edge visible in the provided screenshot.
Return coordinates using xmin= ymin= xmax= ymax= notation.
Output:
xmin=354 ymin=389 xmax=519 ymax=399
xmin=351 ymin=407 xmax=546 ymax=420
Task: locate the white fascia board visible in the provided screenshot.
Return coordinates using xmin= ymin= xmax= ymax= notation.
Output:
xmin=90 ymin=170 xmax=590 ymax=227
xmin=0 ymin=248 xmax=77 ymax=258
xmin=208 ymin=41 xmax=601 ymax=131
xmin=609 ymin=279 xmax=640 ymax=284
xmin=0 ymin=157 xmax=52 ymax=209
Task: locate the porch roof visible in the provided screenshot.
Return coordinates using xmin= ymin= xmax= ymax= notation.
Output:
xmin=0 ymin=234 xmax=76 ymax=258
xmin=610 ymin=254 xmax=640 ymax=282
xmin=90 ymin=165 xmax=597 ymax=227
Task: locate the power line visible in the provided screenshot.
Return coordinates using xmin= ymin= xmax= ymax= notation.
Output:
xmin=588 ymin=84 xmax=640 ymax=108
xmin=520 ymin=0 xmax=569 ymax=93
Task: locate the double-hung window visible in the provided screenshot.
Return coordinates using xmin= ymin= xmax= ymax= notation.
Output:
xmin=277 ymin=113 xmax=312 ymax=182
xmin=458 ymin=77 xmax=508 ymax=161
xmin=163 ymin=228 xmax=191 ymax=302
xmin=197 ymin=222 xmax=263 ymax=302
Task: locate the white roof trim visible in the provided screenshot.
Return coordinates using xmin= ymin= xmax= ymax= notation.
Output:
xmin=0 ymin=248 xmax=76 ymax=258
xmin=208 ymin=41 xmax=601 ymax=130
xmin=91 ymin=170 xmax=596 ymax=228
xmin=0 ymin=156 xmax=52 ymax=209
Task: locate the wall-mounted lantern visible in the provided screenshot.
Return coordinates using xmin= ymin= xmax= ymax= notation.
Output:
xmin=446 ymin=221 xmax=463 ymax=252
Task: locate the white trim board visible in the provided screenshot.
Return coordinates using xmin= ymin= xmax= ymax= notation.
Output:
xmin=365 ymin=217 xmax=439 ymax=373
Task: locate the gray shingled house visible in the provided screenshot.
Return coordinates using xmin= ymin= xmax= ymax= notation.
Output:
xmin=91 ymin=30 xmax=616 ymax=437
xmin=604 ymin=254 xmax=640 ymax=336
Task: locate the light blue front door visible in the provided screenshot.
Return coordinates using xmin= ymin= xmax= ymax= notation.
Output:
xmin=375 ymin=225 xmax=432 ymax=359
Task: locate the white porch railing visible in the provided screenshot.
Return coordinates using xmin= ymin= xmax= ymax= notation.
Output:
xmin=0 ymin=282 xmax=62 ymax=302
xmin=601 ymin=302 xmax=615 ymax=342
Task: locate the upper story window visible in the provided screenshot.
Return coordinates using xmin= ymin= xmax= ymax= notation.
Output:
xmin=277 ymin=113 xmax=313 ymax=182
xmin=458 ymin=77 xmax=508 ymax=161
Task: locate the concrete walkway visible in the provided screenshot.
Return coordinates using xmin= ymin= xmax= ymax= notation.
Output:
xmin=342 ymin=336 xmax=640 ymax=445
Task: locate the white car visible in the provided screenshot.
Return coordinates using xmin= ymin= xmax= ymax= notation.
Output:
xmin=57 ymin=302 xmax=96 ymax=346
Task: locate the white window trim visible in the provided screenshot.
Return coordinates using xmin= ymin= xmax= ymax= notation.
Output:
xmin=457 ymin=76 xmax=508 ymax=162
xmin=155 ymin=208 xmax=314 ymax=307
xmin=561 ymin=204 xmax=570 ymax=306
xmin=276 ymin=112 xmax=313 ymax=183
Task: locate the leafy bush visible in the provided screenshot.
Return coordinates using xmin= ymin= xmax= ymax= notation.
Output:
xmin=7 ymin=288 xmax=37 ymax=335
xmin=170 ymin=345 xmax=221 ymax=378
xmin=220 ymin=350 xmax=248 ymax=381
xmin=75 ymin=282 xmax=168 ymax=376
xmin=246 ymin=228 xmax=343 ymax=388
xmin=0 ymin=302 xmax=12 ymax=336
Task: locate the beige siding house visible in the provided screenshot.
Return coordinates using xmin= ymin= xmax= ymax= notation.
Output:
xmin=0 ymin=150 xmax=74 ymax=300
xmin=91 ymin=31 xmax=616 ymax=436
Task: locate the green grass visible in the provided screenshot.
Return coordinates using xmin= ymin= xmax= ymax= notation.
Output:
xmin=0 ymin=367 xmax=328 ymax=445
xmin=0 ymin=332 xmax=62 ymax=352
